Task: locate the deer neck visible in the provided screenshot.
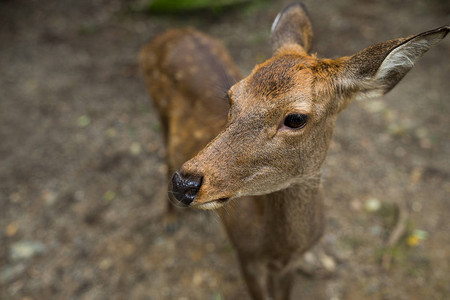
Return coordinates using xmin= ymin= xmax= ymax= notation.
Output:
xmin=263 ymin=175 xmax=325 ymax=254
xmin=216 ymin=174 xmax=325 ymax=258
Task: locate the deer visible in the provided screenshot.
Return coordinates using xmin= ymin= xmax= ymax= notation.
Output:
xmin=140 ymin=2 xmax=449 ymax=299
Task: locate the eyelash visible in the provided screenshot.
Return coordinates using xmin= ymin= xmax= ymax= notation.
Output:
xmin=226 ymin=93 xmax=232 ymax=106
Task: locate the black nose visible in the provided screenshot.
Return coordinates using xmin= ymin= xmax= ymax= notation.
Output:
xmin=170 ymin=172 xmax=203 ymax=206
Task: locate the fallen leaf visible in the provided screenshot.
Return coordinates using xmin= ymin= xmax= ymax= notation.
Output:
xmin=103 ymin=190 xmax=116 ymax=201
xmin=5 ymin=222 xmax=19 ymax=237
xmin=77 ymin=115 xmax=90 ymax=127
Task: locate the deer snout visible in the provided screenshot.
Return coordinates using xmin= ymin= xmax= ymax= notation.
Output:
xmin=170 ymin=171 xmax=203 ymax=206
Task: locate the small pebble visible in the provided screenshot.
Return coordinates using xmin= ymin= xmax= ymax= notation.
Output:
xmin=130 ymin=142 xmax=142 ymax=155
xmin=0 ymin=264 xmax=26 ymax=284
xmin=10 ymin=241 xmax=46 ymax=260
xmin=350 ymin=199 xmax=362 ymax=211
xmin=106 ymin=127 xmax=117 ymax=138
xmin=365 ymin=198 xmax=381 ymax=212
xmin=319 ymin=253 xmax=336 ymax=272
xmin=370 ymin=225 xmax=382 ymax=236
xmin=412 ymin=201 xmax=422 ymax=212
xmin=192 ymin=270 xmax=204 ymax=286
xmin=41 ymin=189 xmax=57 ymax=205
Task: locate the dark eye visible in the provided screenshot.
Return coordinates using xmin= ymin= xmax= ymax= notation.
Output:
xmin=283 ymin=114 xmax=308 ymax=129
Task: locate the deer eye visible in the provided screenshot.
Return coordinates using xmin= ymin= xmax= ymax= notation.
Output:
xmin=283 ymin=114 xmax=308 ymax=129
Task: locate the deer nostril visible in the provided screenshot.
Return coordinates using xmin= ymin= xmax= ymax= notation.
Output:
xmin=185 ymin=188 xmax=198 ymax=197
xmin=170 ymin=172 xmax=203 ymax=206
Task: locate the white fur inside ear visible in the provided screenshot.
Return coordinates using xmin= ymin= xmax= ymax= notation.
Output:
xmin=353 ymin=80 xmax=384 ymax=101
xmin=271 ymin=12 xmax=282 ymax=33
xmin=354 ymin=89 xmax=384 ymax=101
xmin=375 ymin=38 xmax=433 ymax=80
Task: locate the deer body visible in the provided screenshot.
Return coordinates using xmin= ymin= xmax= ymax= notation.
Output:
xmin=140 ymin=28 xmax=241 ymax=172
xmin=141 ymin=3 xmax=448 ymax=299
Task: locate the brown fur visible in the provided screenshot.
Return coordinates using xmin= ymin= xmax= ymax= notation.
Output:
xmin=140 ymin=3 xmax=448 ymax=299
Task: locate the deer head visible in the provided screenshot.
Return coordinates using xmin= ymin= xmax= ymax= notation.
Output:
xmin=170 ymin=3 xmax=449 ymax=210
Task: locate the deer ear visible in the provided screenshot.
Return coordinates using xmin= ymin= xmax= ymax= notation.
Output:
xmin=341 ymin=26 xmax=449 ymax=102
xmin=271 ymin=2 xmax=313 ymax=54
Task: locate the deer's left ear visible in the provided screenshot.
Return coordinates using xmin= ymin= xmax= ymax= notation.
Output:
xmin=271 ymin=2 xmax=313 ymax=54
xmin=339 ymin=26 xmax=449 ymax=103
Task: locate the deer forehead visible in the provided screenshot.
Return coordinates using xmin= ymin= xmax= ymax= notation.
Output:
xmin=229 ymin=54 xmax=332 ymax=119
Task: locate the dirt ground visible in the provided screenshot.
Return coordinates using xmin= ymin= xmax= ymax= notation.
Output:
xmin=0 ymin=0 xmax=449 ymax=299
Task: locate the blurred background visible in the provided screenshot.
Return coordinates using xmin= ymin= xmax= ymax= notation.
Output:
xmin=0 ymin=0 xmax=449 ymax=299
